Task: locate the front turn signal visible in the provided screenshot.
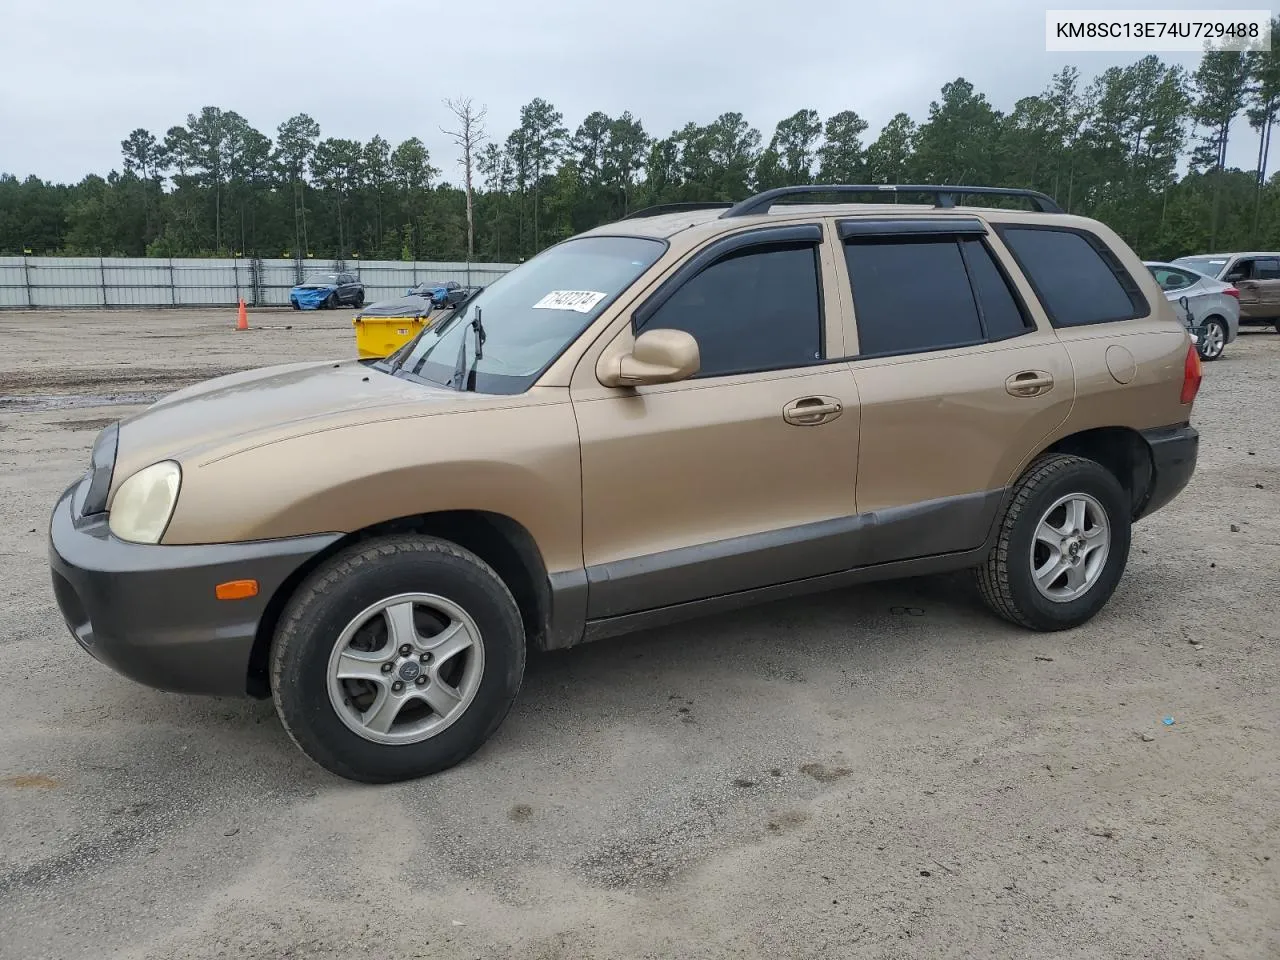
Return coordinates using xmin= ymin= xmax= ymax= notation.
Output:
xmin=215 ymin=579 xmax=259 ymax=601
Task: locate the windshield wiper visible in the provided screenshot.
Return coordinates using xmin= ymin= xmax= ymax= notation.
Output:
xmin=448 ymin=307 xmax=486 ymax=392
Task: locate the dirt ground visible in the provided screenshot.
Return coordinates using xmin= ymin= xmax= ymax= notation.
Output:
xmin=0 ymin=308 xmax=1277 ymax=960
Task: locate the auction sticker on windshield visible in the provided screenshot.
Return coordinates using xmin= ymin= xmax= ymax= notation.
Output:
xmin=532 ymin=290 xmax=608 ymax=313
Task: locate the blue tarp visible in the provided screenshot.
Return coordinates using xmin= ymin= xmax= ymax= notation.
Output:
xmin=290 ymin=285 xmax=336 ymax=310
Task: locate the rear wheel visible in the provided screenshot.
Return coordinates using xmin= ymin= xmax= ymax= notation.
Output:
xmin=975 ymin=454 xmax=1131 ymax=631
xmin=353 ymin=290 xmax=365 ymax=308
xmin=1197 ymin=317 xmax=1227 ymax=360
xmin=270 ymin=535 xmax=526 ymax=783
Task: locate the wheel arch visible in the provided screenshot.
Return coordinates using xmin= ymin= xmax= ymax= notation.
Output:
xmin=1035 ymin=426 xmax=1154 ymax=519
xmin=246 ymin=509 xmax=553 ymax=698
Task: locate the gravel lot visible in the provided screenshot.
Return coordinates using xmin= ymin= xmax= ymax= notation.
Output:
xmin=1 ymin=309 xmax=1277 ymax=960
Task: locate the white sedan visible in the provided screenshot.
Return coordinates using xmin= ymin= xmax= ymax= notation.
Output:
xmin=1145 ymin=260 xmax=1240 ymax=361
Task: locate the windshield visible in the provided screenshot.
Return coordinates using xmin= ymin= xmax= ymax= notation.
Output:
xmin=384 ymin=235 xmax=666 ymax=394
xmin=304 ymin=273 xmax=339 ymax=285
xmin=1172 ymin=256 xmax=1228 ymax=278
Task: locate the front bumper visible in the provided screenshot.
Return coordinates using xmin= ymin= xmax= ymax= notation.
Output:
xmin=48 ymin=478 xmax=339 ymax=697
xmin=290 ymin=288 xmax=334 ymax=310
xmin=1136 ymin=424 xmax=1199 ymax=520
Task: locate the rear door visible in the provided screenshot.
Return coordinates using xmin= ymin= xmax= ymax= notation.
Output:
xmin=1253 ymin=256 xmax=1280 ymax=316
xmin=837 ymin=217 xmax=1075 ymax=565
xmin=1150 ymin=265 xmax=1208 ymax=326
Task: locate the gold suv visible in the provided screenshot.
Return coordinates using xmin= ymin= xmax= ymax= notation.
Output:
xmin=48 ymin=185 xmax=1202 ymax=783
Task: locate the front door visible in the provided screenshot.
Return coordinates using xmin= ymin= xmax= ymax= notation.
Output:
xmin=572 ymin=224 xmax=861 ymax=619
xmin=1225 ymin=257 xmax=1267 ymax=319
xmin=835 ymin=218 xmax=1076 ymax=565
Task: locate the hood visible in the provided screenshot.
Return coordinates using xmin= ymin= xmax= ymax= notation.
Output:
xmin=111 ymin=359 xmax=481 ymax=484
xmin=293 ymin=282 xmax=337 ymax=290
xmin=358 ymin=295 xmax=434 ymax=318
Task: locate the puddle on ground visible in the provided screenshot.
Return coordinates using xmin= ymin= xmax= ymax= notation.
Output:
xmin=0 ymin=393 xmax=162 ymax=411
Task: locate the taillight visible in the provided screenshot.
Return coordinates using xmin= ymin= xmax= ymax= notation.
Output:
xmin=1181 ymin=341 xmax=1202 ymax=404
xmin=1224 ymin=286 xmax=1240 ymax=299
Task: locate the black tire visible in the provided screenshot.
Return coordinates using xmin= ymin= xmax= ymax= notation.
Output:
xmin=975 ymin=454 xmax=1132 ymax=632
xmin=353 ymin=290 xmax=365 ymax=308
xmin=1197 ymin=317 xmax=1227 ymax=361
xmin=325 ymin=292 xmax=338 ymax=310
xmin=291 ymin=300 xmax=301 ymax=311
xmin=269 ymin=535 xmax=526 ymax=783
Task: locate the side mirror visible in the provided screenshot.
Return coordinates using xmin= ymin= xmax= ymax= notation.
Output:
xmin=599 ymin=328 xmax=700 ymax=388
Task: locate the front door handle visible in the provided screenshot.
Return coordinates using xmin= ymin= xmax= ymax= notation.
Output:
xmin=1006 ymin=370 xmax=1054 ymax=397
xmin=783 ymin=396 xmax=843 ymax=425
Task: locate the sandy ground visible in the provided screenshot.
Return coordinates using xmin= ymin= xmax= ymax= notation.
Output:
xmin=0 ymin=309 xmax=1277 ymax=960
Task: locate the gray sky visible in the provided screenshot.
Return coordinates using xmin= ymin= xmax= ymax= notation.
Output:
xmin=1 ymin=0 xmax=1266 ymax=185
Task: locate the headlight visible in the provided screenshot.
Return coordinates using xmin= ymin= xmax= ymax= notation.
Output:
xmin=108 ymin=461 xmax=182 ymax=544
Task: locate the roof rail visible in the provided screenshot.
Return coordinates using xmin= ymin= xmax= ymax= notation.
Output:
xmin=719 ymin=184 xmax=1064 ymax=218
xmin=620 ymin=201 xmax=737 ymax=220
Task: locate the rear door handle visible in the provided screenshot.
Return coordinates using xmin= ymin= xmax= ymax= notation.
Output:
xmin=783 ymin=396 xmax=843 ymax=425
xmin=1005 ymin=370 xmax=1054 ymax=397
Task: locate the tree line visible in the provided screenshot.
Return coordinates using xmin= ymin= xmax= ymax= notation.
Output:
xmin=3 ymin=34 xmax=1280 ymax=265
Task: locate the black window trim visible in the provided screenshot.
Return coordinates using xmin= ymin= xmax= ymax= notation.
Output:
xmin=838 ymin=233 xmax=1035 ymax=362
xmin=632 ymin=223 xmax=829 ymax=378
xmin=992 ymin=222 xmax=1151 ymax=328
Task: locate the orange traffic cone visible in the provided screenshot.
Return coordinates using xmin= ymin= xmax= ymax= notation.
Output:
xmin=236 ymin=299 xmax=248 ymax=331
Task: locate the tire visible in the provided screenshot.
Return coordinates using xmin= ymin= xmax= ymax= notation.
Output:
xmin=353 ymin=292 xmax=365 ymax=308
xmin=1197 ymin=317 xmax=1227 ymax=361
xmin=269 ymin=535 xmax=526 ymax=783
xmin=291 ymin=300 xmax=301 ymax=311
xmin=974 ymin=453 xmax=1132 ymax=632
xmin=325 ymin=292 xmax=338 ymax=310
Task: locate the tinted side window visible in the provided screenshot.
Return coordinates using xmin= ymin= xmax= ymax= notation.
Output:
xmin=1225 ymin=259 xmax=1254 ymax=280
xmin=961 ymin=239 xmax=1031 ymax=340
xmin=641 ymin=242 xmax=823 ymax=377
xmin=845 ymin=239 xmax=982 ymax=355
xmin=1256 ymin=258 xmax=1280 ymax=280
xmin=999 ymin=227 xmax=1146 ymax=327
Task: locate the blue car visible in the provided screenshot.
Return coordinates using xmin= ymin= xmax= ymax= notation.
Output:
xmin=407 ymin=279 xmax=475 ymax=308
xmin=290 ymin=271 xmax=365 ymax=310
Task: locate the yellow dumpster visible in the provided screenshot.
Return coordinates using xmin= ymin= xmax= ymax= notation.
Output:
xmin=352 ymin=312 xmax=430 ymax=359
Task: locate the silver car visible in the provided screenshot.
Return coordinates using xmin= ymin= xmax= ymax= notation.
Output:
xmin=1144 ymin=261 xmax=1240 ymax=361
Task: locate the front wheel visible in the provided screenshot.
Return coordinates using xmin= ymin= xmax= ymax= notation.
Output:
xmin=974 ymin=454 xmax=1131 ymax=631
xmin=325 ymin=292 xmax=338 ymax=310
xmin=1197 ymin=317 xmax=1227 ymax=360
xmin=270 ymin=535 xmax=527 ymax=783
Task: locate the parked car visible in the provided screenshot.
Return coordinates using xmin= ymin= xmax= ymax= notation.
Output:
xmin=1170 ymin=252 xmax=1280 ymax=332
xmin=49 ymin=184 xmax=1201 ymax=784
xmin=290 ymin=272 xmax=365 ymax=310
xmin=1144 ymin=260 xmax=1239 ymax=360
xmin=407 ymin=280 xmax=482 ymax=309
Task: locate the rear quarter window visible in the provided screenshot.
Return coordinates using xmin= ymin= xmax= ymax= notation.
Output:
xmin=997 ymin=226 xmax=1148 ymax=328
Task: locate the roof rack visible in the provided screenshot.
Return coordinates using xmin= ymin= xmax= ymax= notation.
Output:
xmin=719 ymin=184 xmax=1064 ymax=218
xmin=620 ymin=201 xmax=736 ymax=220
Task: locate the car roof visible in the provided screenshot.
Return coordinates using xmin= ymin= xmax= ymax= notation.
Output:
xmin=1176 ymin=251 xmax=1280 ymax=259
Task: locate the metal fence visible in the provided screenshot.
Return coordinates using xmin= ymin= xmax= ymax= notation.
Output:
xmin=0 ymin=256 xmax=520 ymax=310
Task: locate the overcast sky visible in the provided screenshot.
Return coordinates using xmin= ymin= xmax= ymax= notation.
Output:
xmin=1 ymin=0 xmax=1266 ymax=185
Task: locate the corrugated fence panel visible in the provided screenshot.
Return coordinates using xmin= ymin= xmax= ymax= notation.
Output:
xmin=0 ymin=257 xmax=518 ymax=309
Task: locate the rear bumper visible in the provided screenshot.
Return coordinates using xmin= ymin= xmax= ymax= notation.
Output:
xmin=48 ymin=478 xmax=339 ymax=697
xmin=1135 ymin=424 xmax=1198 ymax=520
